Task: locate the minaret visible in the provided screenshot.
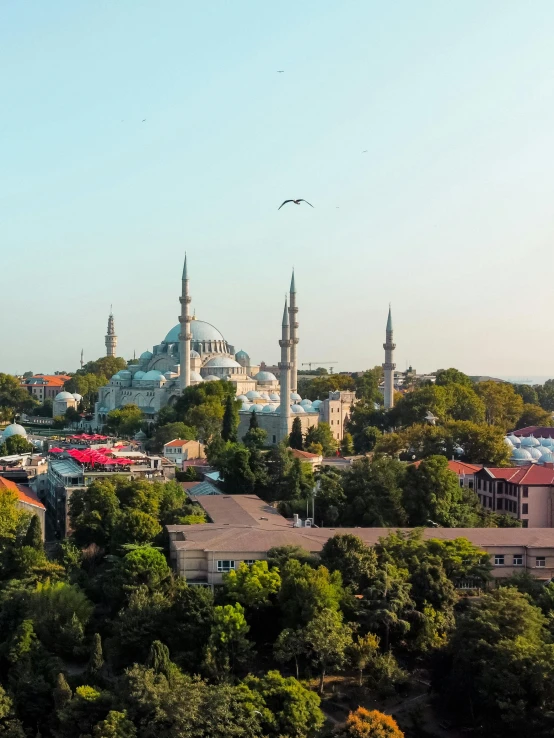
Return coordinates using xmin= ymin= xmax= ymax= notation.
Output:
xmin=279 ymin=297 xmax=292 ymax=440
xmin=178 ymin=255 xmax=191 ymax=391
xmin=382 ymin=304 xmax=396 ymax=409
xmin=80 ymin=349 xmax=84 ymax=369
xmin=288 ymin=269 xmax=299 ymax=393
xmin=105 ymin=307 xmax=117 ymax=358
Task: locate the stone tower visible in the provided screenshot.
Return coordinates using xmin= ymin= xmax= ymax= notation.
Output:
xmin=279 ymin=297 xmax=291 ymax=439
xmin=288 ymin=270 xmax=298 ymax=394
xmin=105 ymin=308 xmax=117 ymax=358
xmin=382 ymin=304 xmax=396 ymax=409
xmin=179 ymin=255 xmax=191 ymax=392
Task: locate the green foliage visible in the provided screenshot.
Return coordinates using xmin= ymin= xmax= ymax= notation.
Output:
xmin=93 ymin=710 xmax=137 ymax=738
xmin=279 ymin=560 xmax=343 ymax=628
xmin=0 ymin=487 xmax=31 ymax=556
xmin=304 ymin=608 xmax=353 ymax=693
xmin=0 ymin=373 xmax=37 ymax=421
xmin=117 ymin=547 xmax=171 ymax=594
xmin=299 ymin=374 xmax=356 ymax=402
xmin=28 ymin=580 xmax=93 ymax=657
xmin=242 ymin=426 xmax=268 ymax=449
xmin=288 ymin=417 xmax=304 ymax=450
xmin=23 ymin=515 xmax=43 ymax=550
xmin=69 ymin=479 xmax=121 ymax=548
xmin=475 ymin=380 xmax=524 ymax=430
xmin=111 ymin=509 xmax=162 ymax=550
xmin=435 ymin=367 xmax=473 ymax=387
xmin=106 ymin=404 xmax=144 ymax=437
xmin=0 ymin=684 xmax=25 ymax=738
xmin=320 ymin=534 xmax=377 ymax=591
xmin=146 ymin=640 xmax=171 ymax=675
xmin=354 ymin=368 xmax=382 ymax=402
xmin=516 ymin=403 xmax=553 ymax=429
xmin=88 ymin=633 xmax=105 ymax=679
xmin=362 ymin=563 xmax=415 ymax=649
xmin=149 ymin=422 xmax=195 ymax=451
xmin=204 ymin=603 xmax=254 ymax=679
xmin=342 ymin=456 xmax=407 ymax=526
xmin=223 ymin=561 xmax=281 ymax=608
xmin=2 ymin=434 xmax=34 ymax=455
xmin=53 ymin=673 xmax=72 ymax=711
xmin=340 ymin=432 xmax=355 ymax=456
xmin=304 ymin=422 xmax=337 ymax=456
xmin=221 ymin=395 xmax=240 ymax=443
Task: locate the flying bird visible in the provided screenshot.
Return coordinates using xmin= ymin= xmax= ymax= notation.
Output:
xmin=278 ymin=199 xmax=314 ymax=210
xmin=142 ymin=119 xmax=146 ymax=122
xmin=277 ymin=70 xmax=284 ymax=73
xmin=362 ymin=150 xmax=368 ymax=153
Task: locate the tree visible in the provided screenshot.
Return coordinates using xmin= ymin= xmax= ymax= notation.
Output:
xmin=279 ymin=560 xmax=343 ymax=628
xmin=0 ymin=373 xmax=37 ymax=421
xmin=56 ymin=685 xmax=113 ymax=738
xmin=390 ymin=385 xmax=450 ymax=427
xmin=23 ymin=514 xmax=42 ymax=550
xmin=273 ymin=628 xmax=305 ymax=680
xmin=93 ymin=710 xmax=136 ymax=738
xmin=0 ymin=684 xmax=25 ymax=738
xmin=304 ymin=608 xmax=353 ymax=693
xmin=362 ymin=563 xmax=414 ymax=649
xmin=443 ymin=383 xmax=485 ymax=423
xmin=116 ymin=547 xmax=171 ymax=595
xmin=204 ymin=603 xmax=253 ymax=678
xmin=475 ymin=380 xmax=524 ymax=430
xmin=334 ymin=707 xmax=404 ymax=738
xmin=355 ymin=368 xmax=383 ymax=402
xmin=105 ymin=404 xmax=144 ymax=437
xmin=300 ymin=374 xmax=356 ymax=401
xmin=69 ymin=479 xmax=121 ymax=548
xmin=221 ymin=395 xmax=239 ymax=443
xmin=2 ymin=434 xmax=34 ymax=455
xmin=111 ymin=509 xmax=162 ymax=550
xmin=223 ymin=561 xmax=281 ymax=608
xmin=349 ymin=633 xmax=380 ymax=687
xmin=340 ymin=432 xmax=355 ymax=456
xmin=435 ymin=368 xmax=473 ymax=387
xmin=245 ymin=670 xmax=324 ymax=738
xmin=289 ymin=417 xmax=304 ymax=450
xmin=320 ymin=534 xmax=377 ymax=592
xmin=516 ymin=403 xmax=553 ymax=430
xmin=150 ymin=422 xmax=195 ymax=451
xmin=146 ymin=640 xmax=172 ymax=675
xmin=0 ymin=485 xmax=30 ymax=555
xmin=217 ymin=443 xmax=257 ymax=494
xmin=536 ymin=379 xmax=554 ymax=412
xmin=53 ymin=673 xmax=72 ymax=711
xmin=243 ymin=427 xmax=268 ymax=449
xmin=249 ymin=409 xmax=259 ymax=429
xmin=88 ymin=633 xmax=105 ymax=680
xmin=342 ymin=456 xmax=407 ymax=527
xmin=304 ymin=422 xmax=338 ymax=456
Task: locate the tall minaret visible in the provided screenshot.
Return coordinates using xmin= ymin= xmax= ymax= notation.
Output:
xmin=178 ymin=255 xmax=191 ymax=391
xmin=382 ymin=304 xmax=396 ymax=409
xmin=80 ymin=349 xmax=84 ymax=369
xmin=279 ymin=297 xmax=292 ymax=440
xmin=105 ymin=307 xmax=117 ymax=358
xmin=288 ymin=270 xmax=298 ymax=394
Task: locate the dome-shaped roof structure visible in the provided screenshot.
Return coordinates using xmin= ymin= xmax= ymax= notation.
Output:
xmin=528 ymin=447 xmax=543 ymax=460
xmin=291 ymin=404 xmax=306 ymax=413
xmin=164 ymin=371 xmax=178 ymax=379
xmin=538 ymin=450 xmax=554 ymax=465
xmin=504 ymin=436 xmax=514 ymax=447
xmin=521 ymin=436 xmax=540 ymax=447
xmin=262 ymin=404 xmax=276 ymax=413
xmin=541 ymin=437 xmax=554 ymax=448
xmin=255 ymin=371 xmax=277 ymax=382
xmin=142 ymin=370 xmax=165 ymax=381
xmin=164 ymin=320 xmax=225 ymax=344
xmin=190 ymin=371 xmax=203 ymax=382
xmin=118 ymin=370 xmax=132 ymax=379
xmin=236 ymin=350 xmax=250 ymax=359
xmin=259 ymin=391 xmax=270 ymax=400
xmin=290 ymin=392 xmax=302 ymax=402
xmin=300 ymin=398 xmax=313 ymax=407
xmin=190 ymin=349 xmax=200 ymax=358
xmin=133 ymin=371 xmax=146 ymax=381
xmin=72 ymin=393 xmax=83 ymax=402
xmin=203 ymin=375 xmax=220 ymax=382
xmin=140 ymin=350 xmax=153 ymax=360
xmin=241 ymin=403 xmax=253 ymax=411
xmin=246 ymin=390 xmax=261 ymax=400
xmin=55 ymin=391 xmax=74 ymax=401
xmin=269 ymin=392 xmax=280 ymax=401
xmin=237 ymin=395 xmax=248 ymax=402
xmin=511 ymin=447 xmax=533 ymax=461
xmin=204 ymin=356 xmax=241 ymax=369
xmin=2 ymin=423 xmax=27 ymax=441
xmin=250 ymin=404 xmax=265 ymax=413
xmin=507 ymin=434 xmax=521 ymax=446
xmin=311 ymin=399 xmax=322 ymax=410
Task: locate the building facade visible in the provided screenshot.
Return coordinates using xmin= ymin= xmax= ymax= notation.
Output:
xmin=22 ymin=375 xmax=72 ymax=403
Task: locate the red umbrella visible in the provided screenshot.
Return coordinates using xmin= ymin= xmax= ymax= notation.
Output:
xmin=49 ymin=447 xmax=64 ymax=453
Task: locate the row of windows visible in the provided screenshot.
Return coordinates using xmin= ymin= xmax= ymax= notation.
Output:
xmin=494 ymin=554 xmax=545 ymax=567
xmin=216 ymin=559 xmax=256 ymax=572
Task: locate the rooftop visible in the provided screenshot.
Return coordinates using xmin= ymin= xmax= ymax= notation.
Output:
xmin=513 ymin=426 xmax=554 ymax=439
xmin=0 ymin=476 xmax=45 ymax=510
xmin=164 ymin=439 xmax=196 ymax=448
xmin=413 ymin=459 xmax=482 ymax=474
xmin=188 ymin=494 xmax=289 ymax=528
xmin=480 ymin=466 xmax=554 ymax=485
xmin=290 ymin=449 xmax=323 ymax=461
xmin=23 ymin=374 xmax=71 ymax=387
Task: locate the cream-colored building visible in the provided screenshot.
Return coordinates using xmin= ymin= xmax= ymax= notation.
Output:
xmin=167 ymin=494 xmax=554 ymax=586
xmin=53 ymin=391 xmax=80 ymax=417
xmin=163 ymin=439 xmax=206 ymax=467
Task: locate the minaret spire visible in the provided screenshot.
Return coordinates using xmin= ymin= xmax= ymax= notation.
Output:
xmin=288 ymin=269 xmax=299 ymax=393
xmin=80 ymin=349 xmax=84 ymax=369
xmin=382 ymin=304 xmax=396 ymax=409
xmin=179 ymin=254 xmax=191 ymax=391
xmin=105 ymin=308 xmax=117 ymax=358
xmin=279 ymin=296 xmax=292 ymax=440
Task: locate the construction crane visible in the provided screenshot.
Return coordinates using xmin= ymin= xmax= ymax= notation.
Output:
xmin=301 ymin=361 xmax=339 ymax=373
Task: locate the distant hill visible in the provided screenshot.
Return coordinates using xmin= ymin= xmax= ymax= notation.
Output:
xmin=469 ymin=376 xmax=509 ymax=384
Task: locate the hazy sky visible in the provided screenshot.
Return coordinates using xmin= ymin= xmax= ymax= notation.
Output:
xmin=2 ymin=1 xmax=554 ymax=378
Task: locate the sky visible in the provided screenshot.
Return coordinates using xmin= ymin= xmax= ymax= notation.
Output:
xmin=2 ymin=1 xmax=554 ymax=378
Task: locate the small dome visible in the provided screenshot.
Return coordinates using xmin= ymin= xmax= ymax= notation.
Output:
xmin=140 ymin=351 xmax=153 ymax=361
xmin=311 ymin=399 xmax=322 ymax=410
xmin=255 ymin=371 xmax=277 ymax=382
xmin=511 ymin=447 xmax=533 ymax=461
xmin=259 ymin=391 xmax=270 ymax=400
xmin=507 ymin=434 xmax=521 ymax=446
xmin=55 ymin=391 xmax=74 ymax=401
xmin=204 ymin=356 xmax=241 ymax=369
xmin=246 ymin=390 xmax=261 ymax=400
xmin=528 ymin=447 xmax=543 ymax=460
xmin=521 ymin=436 xmax=540 ymax=447
xmin=538 ymin=450 xmax=554 ymax=464
xmin=250 ymin=404 xmax=265 ymax=413
xmin=72 ymin=393 xmax=82 ymax=402
xmin=300 ymin=398 xmax=313 ymax=407
xmin=291 ymin=404 xmax=306 ymax=414
xmin=504 ymin=437 xmax=514 ymax=447
xmin=190 ymin=371 xmax=203 ymax=382
xmin=237 ymin=395 xmax=248 ymax=402
xmin=133 ymin=371 xmax=146 ymax=380
xmin=190 ymin=350 xmax=200 ymax=358
xmin=142 ymin=370 xmax=165 ymax=381
xmin=203 ymin=375 xmax=220 ymax=382
xmin=241 ymin=403 xmax=252 ymax=411
xmin=164 ymin=371 xmax=178 ymax=379
xmin=269 ymin=392 xmax=280 ymax=401
xmin=2 ymin=423 xmax=27 ymax=441
xmin=236 ymin=350 xmax=250 ymax=360
xmin=541 ymin=437 xmax=554 ymax=448
xmin=262 ymin=404 xmax=277 ymax=413
xmin=118 ymin=370 xmax=132 ymax=379
xmin=134 ymin=430 xmax=147 ymax=440
xmin=290 ymin=392 xmax=302 ymax=402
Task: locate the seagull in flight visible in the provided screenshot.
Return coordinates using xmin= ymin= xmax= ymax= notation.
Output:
xmin=277 ymin=70 xmax=284 ymax=73
xmin=142 ymin=119 xmax=146 ymax=122
xmin=362 ymin=150 xmax=368 ymax=153
xmin=278 ymin=199 xmax=314 ymax=210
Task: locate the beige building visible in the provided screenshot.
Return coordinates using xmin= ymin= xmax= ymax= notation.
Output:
xmin=317 ymin=390 xmax=356 ymax=442
xmin=163 ymin=439 xmax=206 ymax=467
xmin=0 ymin=476 xmax=46 ymax=539
xmin=167 ymin=493 xmax=554 ymax=586
xmin=22 ymin=374 xmax=72 ymax=403
xmin=475 ymin=465 xmax=554 ymax=528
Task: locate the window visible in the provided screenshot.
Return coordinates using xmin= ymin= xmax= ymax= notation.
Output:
xmin=469 ymin=480 xmax=474 ymax=489
xmin=217 ymin=560 xmax=235 ymax=573
xmin=244 ymin=560 xmax=256 ymax=566
xmin=478 ymin=479 xmax=482 ymax=490
xmin=459 ymin=479 xmax=464 ymax=487
xmin=494 ymin=555 xmax=505 ymax=566
xmin=536 ymin=557 xmax=546 ymax=568
xmin=513 ymin=555 xmax=523 ymax=566
xmin=523 ymin=487 xmax=529 ymax=498
xmin=522 ymin=503 xmax=528 ymax=515
xmin=498 ymin=483 xmax=504 ymax=494
xmin=522 ymin=519 xmax=529 ymax=528
xmin=497 ymin=499 xmax=503 ymax=510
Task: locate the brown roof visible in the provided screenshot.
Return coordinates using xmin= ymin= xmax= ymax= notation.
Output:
xmin=0 ymin=477 xmax=45 ymax=510
xmin=290 ymin=449 xmax=322 ymax=460
xmin=482 ymin=466 xmax=554 ymax=485
xmin=190 ymin=494 xmax=289 ymax=528
xmin=23 ymin=374 xmax=71 ymax=387
xmin=164 ymin=439 xmax=197 ymax=448
xmin=413 ymin=459 xmax=481 ymax=474
xmin=513 ymin=427 xmax=554 ymax=439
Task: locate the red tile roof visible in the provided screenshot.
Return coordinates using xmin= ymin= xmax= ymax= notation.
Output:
xmin=413 ymin=459 xmax=481 ymax=474
xmin=0 ymin=476 xmax=45 ymax=510
xmin=23 ymin=374 xmax=71 ymax=387
xmin=290 ymin=449 xmax=322 ymax=460
xmin=483 ymin=466 xmax=554 ymax=485
xmin=164 ymin=439 xmax=194 ymax=448
xmin=513 ymin=427 xmax=554 ymax=439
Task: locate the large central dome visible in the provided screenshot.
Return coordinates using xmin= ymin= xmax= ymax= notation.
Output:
xmin=164 ymin=320 xmax=225 ymax=344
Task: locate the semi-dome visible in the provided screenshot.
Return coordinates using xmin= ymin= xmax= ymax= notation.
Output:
xmin=140 ymin=350 xmax=153 ymax=360
xmin=528 ymin=447 xmax=543 ymax=460
xmin=312 ymin=400 xmax=322 ymax=410
xmin=142 ymin=370 xmax=165 ymax=381
xmin=203 ymin=375 xmax=220 ymax=382
xmin=2 ymin=423 xmax=27 ymax=441
xmin=259 ymin=391 xmax=270 ymax=400
xmin=133 ymin=371 xmax=146 ymax=380
xmin=236 ymin=349 xmax=250 ymax=359
xmin=204 ymin=356 xmax=241 ymax=369
xmin=55 ymin=391 xmax=74 ymax=401
xmin=246 ymin=390 xmax=261 ymax=400
xmin=72 ymin=393 xmax=83 ymax=402
xmin=190 ymin=371 xmax=203 ymax=382
xmin=291 ymin=404 xmax=306 ymax=413
xmin=190 ymin=349 xmax=200 ymax=358
xmin=269 ymin=392 xmax=280 ymax=401
xmin=290 ymin=392 xmax=302 ymax=402
xmin=511 ymin=447 xmax=533 ymax=461
xmin=164 ymin=320 xmax=225 ymax=344
xmin=541 ymin=437 xmax=554 ymax=448
xmin=538 ymin=450 xmax=554 ymax=464
xmin=255 ymin=371 xmax=277 ymax=382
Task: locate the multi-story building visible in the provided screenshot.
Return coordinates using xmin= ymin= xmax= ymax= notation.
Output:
xmin=317 ymin=390 xmax=356 ymax=441
xmin=163 ymin=439 xmax=206 ymax=467
xmin=0 ymin=475 xmax=46 ymax=539
xmin=22 ymin=374 xmax=72 ymax=403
